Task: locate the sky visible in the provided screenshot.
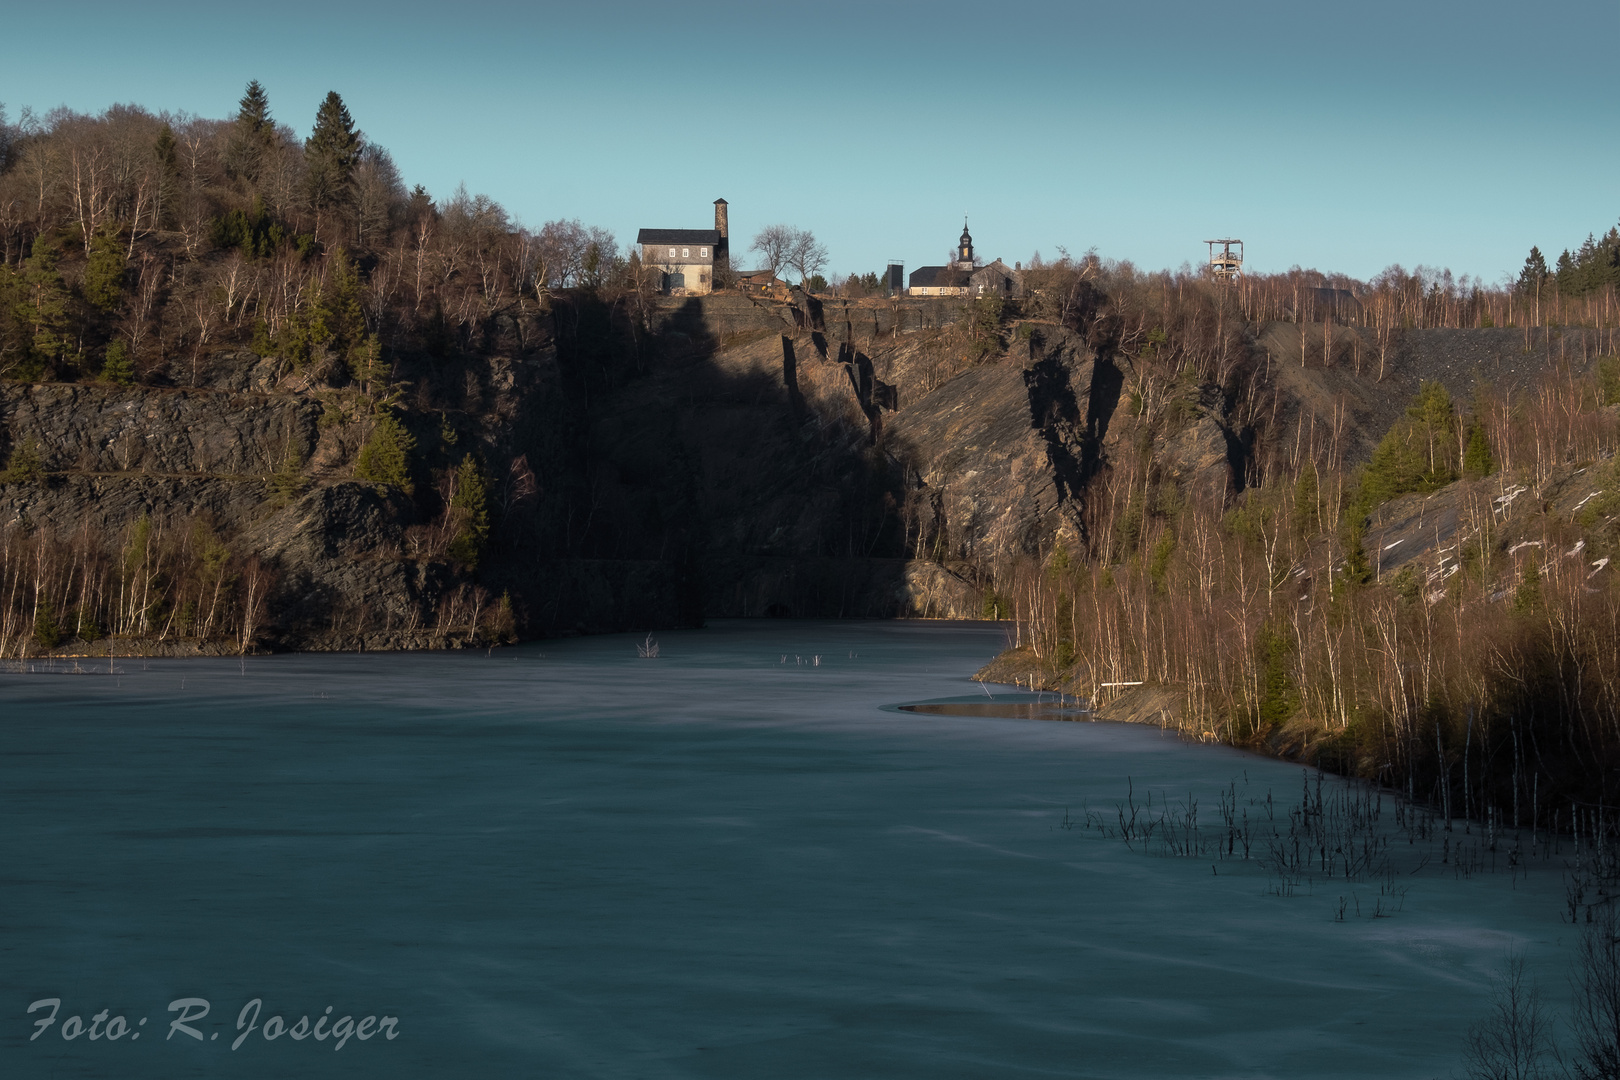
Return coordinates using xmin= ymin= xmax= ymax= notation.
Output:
xmin=3 ymin=0 xmax=1616 ymax=283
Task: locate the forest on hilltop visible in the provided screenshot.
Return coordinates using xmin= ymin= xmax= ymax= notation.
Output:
xmin=2 ymin=81 xmax=1618 ymax=390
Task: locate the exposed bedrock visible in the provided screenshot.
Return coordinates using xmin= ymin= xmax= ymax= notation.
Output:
xmin=6 ymin=289 xmax=1582 ymax=652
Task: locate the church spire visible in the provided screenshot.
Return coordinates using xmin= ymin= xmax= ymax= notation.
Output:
xmin=957 ymin=218 xmax=974 ymax=269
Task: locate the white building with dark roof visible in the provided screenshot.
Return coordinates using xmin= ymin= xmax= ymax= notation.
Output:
xmin=637 ymin=199 xmax=730 ymax=295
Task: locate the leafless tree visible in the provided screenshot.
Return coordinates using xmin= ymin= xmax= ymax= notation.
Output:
xmin=750 ymin=224 xmax=794 ymax=281
xmin=536 ymin=218 xmax=616 ymax=290
xmin=1570 ymin=907 xmax=1620 ymax=1080
xmin=787 ymin=229 xmax=828 ymax=287
xmin=1463 ymin=952 xmax=1554 ymax=1080
xmin=354 ymin=144 xmax=403 ymax=251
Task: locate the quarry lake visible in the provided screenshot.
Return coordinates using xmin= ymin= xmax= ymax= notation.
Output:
xmin=0 ymin=620 xmax=1577 ymax=1079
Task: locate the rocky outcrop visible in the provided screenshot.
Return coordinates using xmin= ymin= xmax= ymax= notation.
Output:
xmin=885 ymin=325 xmax=1123 ymax=561
xmin=0 ymin=383 xmax=316 ymax=475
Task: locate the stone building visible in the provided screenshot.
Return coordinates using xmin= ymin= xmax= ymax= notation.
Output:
xmin=907 ymin=221 xmax=1022 ymax=299
xmin=637 ymin=199 xmax=730 ymax=296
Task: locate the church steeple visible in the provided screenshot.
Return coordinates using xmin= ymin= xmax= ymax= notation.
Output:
xmin=956 ymin=218 xmax=975 ymax=269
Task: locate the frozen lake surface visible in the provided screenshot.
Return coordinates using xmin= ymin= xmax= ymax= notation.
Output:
xmin=0 ymin=621 xmax=1577 ymax=1078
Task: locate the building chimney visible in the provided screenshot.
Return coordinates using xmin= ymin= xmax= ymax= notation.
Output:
xmin=713 ymin=198 xmax=729 ymax=272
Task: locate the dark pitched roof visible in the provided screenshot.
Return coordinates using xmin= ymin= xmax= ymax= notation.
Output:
xmin=637 ymin=229 xmax=720 ymax=245
xmin=908 ymin=265 xmax=969 ymax=288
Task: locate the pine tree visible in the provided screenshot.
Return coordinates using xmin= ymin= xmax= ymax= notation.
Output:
xmin=33 ymin=598 xmax=61 ymax=650
xmin=1518 ymin=246 xmax=1549 ymax=325
xmin=1517 ymin=246 xmax=1549 ymax=293
xmin=101 ymin=339 xmax=134 ymax=384
xmin=355 ymin=412 xmax=415 ymax=494
xmin=1575 ymin=233 xmax=1601 ymax=294
xmin=1293 ymin=462 xmax=1320 ymax=536
xmin=1556 ymin=249 xmax=1577 ymax=293
xmin=18 ymin=236 xmax=70 ymax=375
xmin=2 ymin=438 xmax=45 ymax=481
xmin=447 ymin=455 xmax=490 ymax=568
xmin=1342 ymin=516 xmax=1372 ymax=586
xmin=226 ymin=80 xmax=277 ymax=182
xmin=1463 ymin=417 xmax=1495 ymax=480
xmin=152 ymin=124 xmax=179 ymax=228
xmin=267 ymin=437 xmax=307 ymax=508
xmin=305 ymin=91 xmax=361 ymax=234
xmin=325 ymin=248 xmax=366 ymax=365
xmin=82 ymin=225 xmax=126 ymax=311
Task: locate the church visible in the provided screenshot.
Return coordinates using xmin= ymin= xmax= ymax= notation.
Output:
xmin=907 ymin=221 xmax=1022 ymax=298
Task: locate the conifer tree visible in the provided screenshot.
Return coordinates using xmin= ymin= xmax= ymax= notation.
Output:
xmin=1518 ymin=246 xmax=1549 ymax=323
xmin=447 ymin=455 xmax=490 ymax=568
xmin=355 ymin=412 xmax=415 ymax=494
xmin=101 ymin=339 xmax=134 ymax=384
xmin=267 ymin=436 xmax=306 ymax=508
xmin=153 ymin=124 xmax=179 ymax=228
xmin=1463 ymin=417 xmax=1495 ymax=480
xmin=1293 ymin=462 xmax=1320 ymax=536
xmin=305 ymin=91 xmax=361 ymax=237
xmin=34 ymin=598 xmax=61 ymax=649
xmin=82 ymin=226 xmax=126 ymax=311
xmin=18 ymin=236 xmax=70 ymax=374
xmin=226 ymin=80 xmax=277 ymax=182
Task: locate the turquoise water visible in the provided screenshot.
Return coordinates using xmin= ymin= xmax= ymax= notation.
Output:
xmin=0 ymin=621 xmax=1574 ymax=1078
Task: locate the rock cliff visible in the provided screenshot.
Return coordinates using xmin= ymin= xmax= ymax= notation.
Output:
xmin=3 ymin=289 xmax=1586 ymax=655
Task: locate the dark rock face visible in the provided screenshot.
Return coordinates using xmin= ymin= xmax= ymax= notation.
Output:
xmin=1 ymin=383 xmax=316 ymax=475
xmin=7 ymin=288 xmax=1582 ymax=654
xmin=0 ymin=474 xmax=268 ymax=537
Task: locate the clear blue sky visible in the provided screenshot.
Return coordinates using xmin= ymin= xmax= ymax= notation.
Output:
xmin=5 ymin=1 xmax=1616 ymax=283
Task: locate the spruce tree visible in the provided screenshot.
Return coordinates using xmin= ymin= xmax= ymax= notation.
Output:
xmin=226 ymin=80 xmax=276 ymax=181
xmin=1462 ymin=418 xmax=1495 ymax=480
xmin=267 ymin=437 xmax=306 ymax=508
xmin=1518 ymin=247 xmax=1548 ymax=293
xmin=355 ymin=412 xmax=415 ymax=494
xmin=447 ymin=455 xmax=490 ymax=568
xmin=33 ymin=598 xmax=61 ymax=650
xmin=19 ymin=236 xmax=69 ymax=375
xmin=82 ymin=226 xmax=126 ymax=311
xmin=153 ymin=125 xmax=179 ymax=228
xmin=305 ymin=91 xmax=360 ymax=232
xmin=101 ymin=339 xmax=134 ymax=384
xmin=1293 ymin=462 xmax=1320 ymax=537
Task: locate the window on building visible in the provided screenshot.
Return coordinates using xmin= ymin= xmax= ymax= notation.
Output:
xmin=668 ymin=272 xmax=685 ymax=290
xmin=668 ymin=248 xmax=676 ymax=258
xmin=700 ymin=247 xmax=708 ymax=257
xmin=682 ymin=247 xmax=690 ymax=258
xmin=699 ymin=273 xmax=709 ymax=284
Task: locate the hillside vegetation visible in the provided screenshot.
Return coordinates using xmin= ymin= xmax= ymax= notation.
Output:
xmin=984 ymin=257 xmax=1620 ymax=823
